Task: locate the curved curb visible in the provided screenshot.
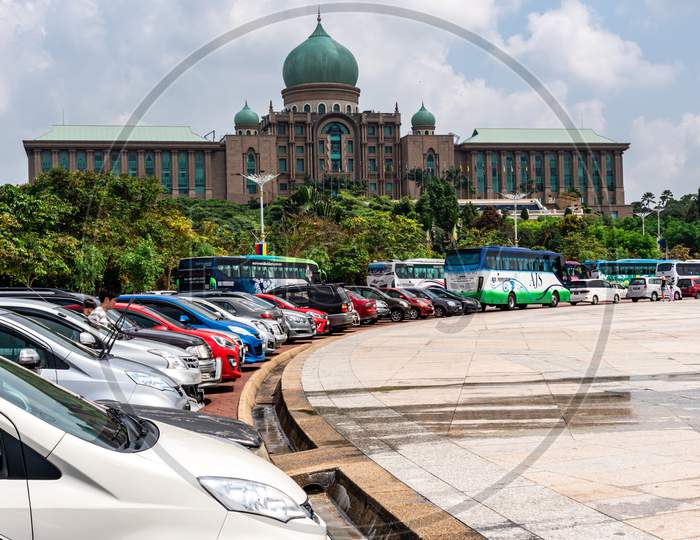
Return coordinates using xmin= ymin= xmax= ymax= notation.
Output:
xmin=236 ymin=342 xmax=314 ymax=426
xmin=273 ymin=330 xmax=484 ymax=539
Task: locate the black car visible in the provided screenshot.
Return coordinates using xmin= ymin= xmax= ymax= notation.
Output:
xmin=345 ymin=285 xmax=411 ymax=322
xmin=0 ymin=287 xmax=92 ymax=311
xmin=403 ymin=287 xmax=462 ymax=317
xmin=268 ymin=284 xmax=354 ymax=332
xmin=426 ymin=286 xmax=481 ymax=314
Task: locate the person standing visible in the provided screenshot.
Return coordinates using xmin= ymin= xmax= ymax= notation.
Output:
xmin=82 ymin=298 xmax=97 ymax=317
xmin=89 ymin=289 xmax=117 ymax=327
xmin=660 ymin=276 xmax=668 ymax=302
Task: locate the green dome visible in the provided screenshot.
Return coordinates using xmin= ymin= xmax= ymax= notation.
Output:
xmin=411 ymin=102 xmax=436 ymax=128
xmin=234 ymin=101 xmax=259 ymax=127
xmin=283 ymin=19 xmax=359 ymax=87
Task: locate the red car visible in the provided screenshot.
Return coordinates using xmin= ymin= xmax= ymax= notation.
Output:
xmin=113 ymin=302 xmax=242 ymax=381
xmin=384 ymin=288 xmax=434 ymax=319
xmin=678 ymin=277 xmax=700 ymax=299
xmin=256 ymin=293 xmax=330 ymax=335
xmin=346 ymin=290 xmax=378 ymax=324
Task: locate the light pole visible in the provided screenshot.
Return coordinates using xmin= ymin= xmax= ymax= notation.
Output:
xmin=634 ymin=210 xmax=652 ymax=236
xmin=241 ymin=172 xmax=278 ymax=243
xmin=652 ymin=205 xmax=665 ymax=257
xmin=498 ymin=191 xmax=529 ymax=247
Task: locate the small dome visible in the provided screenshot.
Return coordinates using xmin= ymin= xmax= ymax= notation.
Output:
xmin=283 ymin=18 xmax=359 ymax=88
xmin=411 ymin=102 xmax=436 ymax=129
xmin=234 ymin=101 xmax=259 ymax=128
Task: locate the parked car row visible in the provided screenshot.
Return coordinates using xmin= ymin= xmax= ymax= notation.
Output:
xmin=568 ymin=277 xmax=685 ymax=305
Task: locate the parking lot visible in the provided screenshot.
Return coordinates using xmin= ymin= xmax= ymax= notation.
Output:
xmin=302 ymin=301 xmax=700 ymax=539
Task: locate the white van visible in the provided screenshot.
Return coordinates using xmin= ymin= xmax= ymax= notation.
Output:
xmin=569 ymin=279 xmax=621 ymax=305
xmin=0 ymin=356 xmax=328 ymax=540
xmin=627 ymin=277 xmax=680 ymax=301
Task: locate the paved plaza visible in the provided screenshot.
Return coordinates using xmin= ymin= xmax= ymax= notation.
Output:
xmin=302 ymin=301 xmax=700 ymax=539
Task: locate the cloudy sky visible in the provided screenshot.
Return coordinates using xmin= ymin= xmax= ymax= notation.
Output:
xmin=1 ymin=0 xmax=698 ymax=201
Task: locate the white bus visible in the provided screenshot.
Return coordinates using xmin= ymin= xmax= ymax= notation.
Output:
xmin=656 ymin=260 xmax=700 ymax=284
xmin=445 ymin=246 xmax=571 ymax=310
xmin=367 ymin=259 xmax=444 ymax=288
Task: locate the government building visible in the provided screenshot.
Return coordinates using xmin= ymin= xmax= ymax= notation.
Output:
xmin=23 ymin=14 xmax=631 ymax=216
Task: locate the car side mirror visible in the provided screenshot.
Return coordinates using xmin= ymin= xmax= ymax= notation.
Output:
xmin=18 ymin=348 xmax=41 ymax=370
xmin=179 ymin=315 xmax=190 ymax=324
xmin=79 ymin=331 xmax=97 ymax=347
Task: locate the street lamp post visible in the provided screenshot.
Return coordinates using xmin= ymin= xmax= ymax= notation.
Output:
xmin=652 ymin=205 xmax=665 ymax=257
xmin=634 ymin=210 xmax=652 ymax=236
xmin=241 ymin=172 xmax=278 ymax=243
xmin=498 ymin=191 xmax=529 ymax=247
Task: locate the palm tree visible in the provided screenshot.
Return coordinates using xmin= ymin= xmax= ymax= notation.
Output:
xmin=659 ymin=189 xmax=674 ymax=207
xmin=641 ymin=192 xmax=655 ymax=209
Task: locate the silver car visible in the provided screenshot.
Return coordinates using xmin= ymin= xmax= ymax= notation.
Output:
xmin=0 ymin=309 xmax=189 ymax=409
xmin=281 ymin=309 xmax=316 ymax=340
xmin=0 ymin=298 xmax=203 ymax=389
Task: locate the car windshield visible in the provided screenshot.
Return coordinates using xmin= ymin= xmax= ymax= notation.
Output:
xmin=629 ymin=278 xmax=646 ymax=286
xmin=0 ymin=357 xmax=130 ymax=450
xmin=398 ymin=289 xmax=416 ymax=298
xmin=105 ymin=310 xmax=139 ymax=332
xmin=678 ymin=279 xmax=691 ymax=287
xmin=177 ymin=299 xmax=228 ymax=320
xmin=5 ymin=312 xmax=98 ymax=358
xmin=408 ymin=289 xmax=431 ymax=299
xmin=238 ymin=294 xmax=276 ymax=310
xmin=428 ymin=288 xmax=455 ymax=299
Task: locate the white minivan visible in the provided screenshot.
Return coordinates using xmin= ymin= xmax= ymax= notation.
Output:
xmin=0 ymin=356 xmax=328 ymax=540
xmin=569 ymin=279 xmax=621 ymax=305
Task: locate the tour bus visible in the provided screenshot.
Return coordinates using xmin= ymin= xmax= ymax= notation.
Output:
xmin=564 ymin=260 xmax=589 ymax=282
xmin=367 ymin=259 xmax=444 ymax=288
xmin=656 ymin=260 xmax=700 ymax=283
xmin=583 ymin=259 xmax=663 ymax=286
xmin=177 ymin=255 xmax=320 ymax=294
xmin=444 ymin=246 xmax=570 ymax=310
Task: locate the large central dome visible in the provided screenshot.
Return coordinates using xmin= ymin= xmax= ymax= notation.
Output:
xmin=283 ymin=17 xmax=359 ymax=88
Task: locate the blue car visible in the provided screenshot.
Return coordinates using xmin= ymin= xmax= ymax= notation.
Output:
xmin=118 ymin=295 xmax=266 ymax=363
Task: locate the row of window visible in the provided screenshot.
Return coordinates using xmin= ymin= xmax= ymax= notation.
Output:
xmin=274 ymin=123 xmax=395 ymax=138
xmin=288 ymin=103 xmax=355 ymax=115
xmin=40 ymin=149 xmax=206 ymax=194
xmin=460 ymin=151 xmax=617 ymax=197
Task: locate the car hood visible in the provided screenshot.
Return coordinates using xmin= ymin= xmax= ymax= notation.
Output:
xmin=281 ymin=309 xmax=312 ymax=320
xmin=114 ymin=337 xmax=187 ymax=357
xmin=148 ymin=421 xmax=307 ymax=504
xmin=97 ymin=354 xmax=179 ymax=387
xmin=131 ymin=328 xmax=203 ymax=349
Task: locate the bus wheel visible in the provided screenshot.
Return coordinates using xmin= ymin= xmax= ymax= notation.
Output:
xmin=550 ymin=291 xmax=560 ymax=307
xmin=480 ymin=303 xmax=487 ymax=312
xmin=390 ymin=309 xmax=404 ymax=322
xmin=613 ymin=294 xmax=620 ymax=304
xmin=517 ymin=304 xmax=528 ymax=309
xmin=505 ymin=293 xmax=516 ymax=311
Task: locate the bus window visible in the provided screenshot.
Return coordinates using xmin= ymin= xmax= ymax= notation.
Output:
xmin=395 ymin=264 xmax=411 ymax=279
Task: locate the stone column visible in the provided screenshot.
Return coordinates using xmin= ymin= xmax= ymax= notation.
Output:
xmin=586 ymin=151 xmax=595 ymax=207
xmin=171 ymin=150 xmax=179 ymax=197
xmin=485 ymin=151 xmax=493 ymax=198
xmin=52 ymin=150 xmax=58 ymax=168
xmin=188 ymin=150 xmax=196 ymax=197
xmin=599 ymin=151 xmax=611 ymax=207
xmin=137 ymin=150 xmax=145 ymax=177
xmin=68 ymin=150 xmax=76 ymax=171
xmin=469 ymin=152 xmax=477 ymax=198
xmin=87 ymin=150 xmax=94 ymax=172
xmin=614 ymin=151 xmax=624 ymax=205
xmin=205 ymin=150 xmax=213 ymax=199
xmin=33 ymin=151 xmax=42 ymax=180
xmin=514 ymin=151 xmax=522 ymax=192
xmin=556 ymin=150 xmax=565 ymax=199
xmin=104 ymin=151 xmax=111 ymax=174
xmin=155 ymin=150 xmax=162 ymax=179
xmin=543 ymin=151 xmax=552 ymax=200
xmin=120 ymin=150 xmax=127 ymax=174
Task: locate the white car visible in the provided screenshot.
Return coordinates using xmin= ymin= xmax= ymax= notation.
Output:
xmin=569 ymin=279 xmax=622 ymax=305
xmin=628 ymin=277 xmax=681 ymax=301
xmin=0 ymin=356 xmax=328 ymax=540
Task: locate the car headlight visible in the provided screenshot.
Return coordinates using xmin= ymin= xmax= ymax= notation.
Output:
xmin=186 ymin=344 xmax=211 ymax=360
xmin=199 ymin=477 xmax=308 ymax=523
xmin=127 ymin=371 xmax=174 ymax=391
xmin=399 ymin=300 xmax=410 ymax=308
xmin=212 ymin=334 xmax=236 ymax=349
xmin=376 ymin=300 xmax=388 ymax=309
xmin=148 ymin=349 xmax=187 ymax=370
xmin=447 ymin=300 xmax=457 ymax=307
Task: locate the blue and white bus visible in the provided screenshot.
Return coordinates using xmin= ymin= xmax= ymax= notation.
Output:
xmin=367 ymin=259 xmax=444 ymax=288
xmin=445 ymin=246 xmax=570 ymax=310
xmin=583 ymin=259 xmax=664 ymax=286
xmin=177 ymin=255 xmax=320 ymax=294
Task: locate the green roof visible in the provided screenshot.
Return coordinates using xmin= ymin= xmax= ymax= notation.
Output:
xmin=282 ymin=18 xmax=359 ymax=88
xmin=234 ymin=102 xmax=260 ymax=127
xmin=462 ymin=128 xmax=619 ymax=145
xmin=411 ymin=102 xmax=436 ymax=128
xmin=34 ymin=125 xmax=208 ymax=142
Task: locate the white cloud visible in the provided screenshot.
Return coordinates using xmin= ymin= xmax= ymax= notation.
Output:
xmin=627 ymin=113 xmax=700 ymax=200
xmin=507 ymin=0 xmax=675 ymax=90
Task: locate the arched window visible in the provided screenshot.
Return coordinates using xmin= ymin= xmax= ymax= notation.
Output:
xmin=333 ymin=103 xmax=340 ymax=112
xmin=303 ymin=104 xmax=311 ymax=113
xmin=246 ymin=130 xmax=251 ymax=135
xmin=318 ymin=103 xmax=326 ymax=114
xmin=346 ymin=105 xmax=352 ymax=114
xmin=292 ymin=105 xmax=298 ymax=113
xmin=426 ymin=152 xmax=436 ymax=176
xmin=246 ymin=150 xmax=257 ymax=194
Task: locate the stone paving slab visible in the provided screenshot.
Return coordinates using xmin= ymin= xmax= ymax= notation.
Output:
xmin=302 ymin=302 xmax=700 ymax=539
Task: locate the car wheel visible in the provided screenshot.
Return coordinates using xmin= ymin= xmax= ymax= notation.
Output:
xmin=651 ymin=292 xmax=658 ymax=302
xmin=675 ymin=291 xmax=682 ymax=301
xmin=435 ymin=305 xmax=446 ymax=318
xmin=696 ymin=292 xmax=700 ymax=300
xmin=550 ymin=291 xmax=560 ymax=308
xmin=631 ymin=298 xmax=639 ymax=303
xmin=613 ymin=294 xmax=620 ymax=304
xmin=505 ymin=293 xmax=516 ymax=311
xmin=409 ymin=308 xmax=419 ymax=320
xmin=592 ymin=295 xmax=599 ymax=305
xmin=389 ymin=308 xmax=404 ymax=322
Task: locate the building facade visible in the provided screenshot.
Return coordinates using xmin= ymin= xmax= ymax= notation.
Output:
xmin=23 ymin=15 xmax=630 ymax=215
